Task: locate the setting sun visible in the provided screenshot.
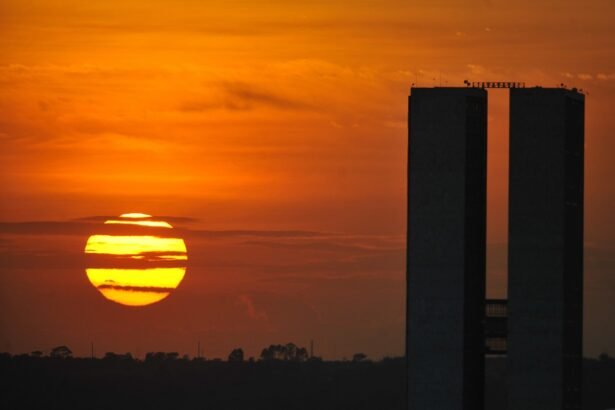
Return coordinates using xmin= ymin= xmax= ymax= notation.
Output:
xmin=84 ymin=214 xmax=188 ymax=307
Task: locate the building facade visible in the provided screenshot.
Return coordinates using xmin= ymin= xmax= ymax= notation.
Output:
xmin=407 ymin=88 xmax=488 ymax=410
xmin=508 ymin=88 xmax=584 ymax=410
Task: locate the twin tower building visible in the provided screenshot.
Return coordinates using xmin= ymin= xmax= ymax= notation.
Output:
xmin=406 ymin=86 xmax=584 ymax=410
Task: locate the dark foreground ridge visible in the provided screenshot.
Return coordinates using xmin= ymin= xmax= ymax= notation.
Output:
xmin=1 ymin=353 xmax=614 ymax=410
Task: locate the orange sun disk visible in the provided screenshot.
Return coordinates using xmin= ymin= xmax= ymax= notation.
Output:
xmin=84 ymin=213 xmax=188 ymax=306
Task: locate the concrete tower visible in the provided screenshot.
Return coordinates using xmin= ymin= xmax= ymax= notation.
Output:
xmin=407 ymin=87 xmax=488 ymax=410
xmin=508 ymin=88 xmax=584 ymax=410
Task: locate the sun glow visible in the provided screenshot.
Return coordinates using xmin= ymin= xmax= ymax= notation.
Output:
xmin=120 ymin=213 xmax=152 ymax=218
xmin=84 ymin=214 xmax=188 ymax=307
xmin=85 ymin=235 xmax=187 ymax=255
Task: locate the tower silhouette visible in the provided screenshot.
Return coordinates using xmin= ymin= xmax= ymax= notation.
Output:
xmin=406 ymin=85 xmax=584 ymax=410
xmin=407 ymin=87 xmax=487 ymax=410
xmin=508 ymin=88 xmax=584 ymax=410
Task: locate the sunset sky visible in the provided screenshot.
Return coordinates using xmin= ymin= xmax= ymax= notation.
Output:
xmin=1 ymin=0 xmax=614 ymax=359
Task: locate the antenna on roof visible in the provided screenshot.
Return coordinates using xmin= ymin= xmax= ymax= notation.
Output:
xmin=467 ymin=81 xmax=526 ymax=89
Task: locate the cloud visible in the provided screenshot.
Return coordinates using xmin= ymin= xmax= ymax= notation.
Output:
xmin=238 ymin=295 xmax=268 ymax=321
xmin=241 ymin=237 xmax=403 ymax=254
xmin=0 ymin=221 xmax=97 ymax=236
xmin=179 ymin=82 xmax=314 ymax=113
xmin=0 ymin=219 xmax=404 ymax=275
xmin=96 ymin=284 xmax=172 ymax=293
xmin=224 ymin=82 xmax=314 ymax=110
xmin=0 ymin=219 xmax=325 ymax=239
xmin=383 ymin=120 xmax=406 ymax=129
xmin=74 ymin=215 xmax=199 ymax=224
xmin=597 ymin=73 xmax=615 ymax=80
xmin=559 ymin=72 xmax=615 ymax=82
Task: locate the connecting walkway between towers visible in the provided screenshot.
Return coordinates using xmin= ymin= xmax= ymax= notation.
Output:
xmin=485 ymin=299 xmax=508 ymax=355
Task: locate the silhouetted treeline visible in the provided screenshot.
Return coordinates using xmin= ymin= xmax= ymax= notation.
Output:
xmin=260 ymin=343 xmax=309 ymax=361
xmin=1 ymin=351 xmax=614 ymax=410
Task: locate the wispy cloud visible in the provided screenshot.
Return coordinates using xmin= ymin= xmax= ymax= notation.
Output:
xmin=0 ymin=219 xmax=325 ymax=239
xmin=238 ymin=295 xmax=269 ymax=321
xmin=597 ymin=73 xmax=615 ymax=80
xmin=179 ymin=82 xmax=314 ymax=113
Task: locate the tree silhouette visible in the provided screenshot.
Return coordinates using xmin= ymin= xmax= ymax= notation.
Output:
xmin=260 ymin=344 xmax=285 ymax=361
xmin=1 ymin=353 xmax=614 ymax=410
xmin=228 ymin=348 xmax=244 ymax=362
xmin=104 ymin=352 xmax=133 ymax=361
xmin=145 ymin=352 xmax=178 ymax=362
xmin=260 ymin=343 xmax=309 ymax=362
xmin=295 ymin=347 xmax=309 ymax=362
xmin=260 ymin=344 xmax=278 ymax=361
xmin=352 ymin=353 xmax=368 ymax=362
xmin=50 ymin=346 xmax=72 ymax=359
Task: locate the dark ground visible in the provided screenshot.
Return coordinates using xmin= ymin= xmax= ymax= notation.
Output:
xmin=1 ymin=354 xmax=614 ymax=410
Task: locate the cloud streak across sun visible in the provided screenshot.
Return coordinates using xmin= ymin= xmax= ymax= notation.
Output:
xmin=85 ymin=235 xmax=187 ymax=256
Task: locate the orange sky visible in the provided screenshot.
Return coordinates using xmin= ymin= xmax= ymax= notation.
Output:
xmin=1 ymin=0 xmax=614 ymax=359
